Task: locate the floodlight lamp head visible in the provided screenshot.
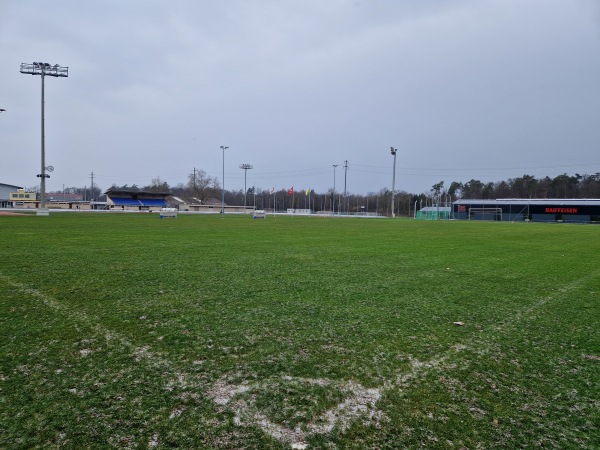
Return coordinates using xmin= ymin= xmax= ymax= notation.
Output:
xmin=390 ymin=147 xmax=397 ymax=155
xmin=21 ymin=62 xmax=68 ymax=77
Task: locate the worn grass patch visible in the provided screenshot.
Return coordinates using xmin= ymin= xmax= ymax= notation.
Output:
xmin=248 ymin=377 xmax=346 ymax=430
xmin=0 ymin=213 xmax=598 ymax=448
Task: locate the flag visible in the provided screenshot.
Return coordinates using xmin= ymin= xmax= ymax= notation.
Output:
xmin=287 ymin=187 xmax=294 ymax=196
xmin=270 ymin=187 xmax=275 ymax=194
xmin=305 ymin=188 xmax=310 ymax=196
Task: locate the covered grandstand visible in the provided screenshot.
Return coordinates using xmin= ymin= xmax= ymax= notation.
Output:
xmin=105 ymin=189 xmax=169 ymax=211
xmin=453 ymin=199 xmax=600 ymax=223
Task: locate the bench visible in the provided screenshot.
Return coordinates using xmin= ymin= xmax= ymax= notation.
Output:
xmin=159 ymin=208 xmax=177 ymax=219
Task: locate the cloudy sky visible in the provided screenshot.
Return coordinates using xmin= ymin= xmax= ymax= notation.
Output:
xmin=1 ymin=0 xmax=599 ymax=195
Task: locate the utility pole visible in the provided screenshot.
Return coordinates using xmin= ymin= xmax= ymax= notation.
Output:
xmin=390 ymin=147 xmax=397 ymax=217
xmin=220 ymin=146 xmax=228 ymax=217
xmin=332 ymin=164 xmax=338 ymax=214
xmin=90 ymin=172 xmax=95 ymax=202
xmin=343 ymin=160 xmax=349 ymax=214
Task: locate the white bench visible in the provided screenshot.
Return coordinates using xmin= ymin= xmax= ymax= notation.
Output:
xmin=160 ymin=208 xmax=177 ymax=219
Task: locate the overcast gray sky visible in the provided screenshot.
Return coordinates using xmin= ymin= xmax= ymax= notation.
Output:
xmin=1 ymin=0 xmax=599 ymax=195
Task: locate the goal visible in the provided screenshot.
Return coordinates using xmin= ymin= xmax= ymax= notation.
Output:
xmin=468 ymin=207 xmax=502 ymax=221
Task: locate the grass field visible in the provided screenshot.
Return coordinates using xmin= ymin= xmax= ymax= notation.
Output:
xmin=1 ymin=213 xmax=599 ymax=449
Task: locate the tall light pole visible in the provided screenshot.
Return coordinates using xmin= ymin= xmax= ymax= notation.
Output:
xmin=20 ymin=62 xmax=68 ymax=216
xmin=239 ymin=163 xmax=253 ymax=211
xmin=220 ymin=146 xmax=228 ymax=217
xmin=332 ymin=164 xmax=338 ymax=214
xmin=390 ymin=147 xmax=397 ymax=217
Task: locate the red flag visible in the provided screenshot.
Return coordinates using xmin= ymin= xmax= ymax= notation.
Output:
xmin=287 ymin=187 xmax=294 ymax=196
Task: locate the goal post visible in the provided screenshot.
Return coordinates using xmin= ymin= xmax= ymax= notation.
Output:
xmin=468 ymin=207 xmax=502 ymax=221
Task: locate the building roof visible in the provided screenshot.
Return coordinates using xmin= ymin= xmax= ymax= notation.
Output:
xmin=165 ymin=196 xmax=225 ymax=206
xmin=419 ymin=206 xmax=451 ymax=212
xmin=104 ymin=188 xmax=170 ymax=197
xmin=110 ymin=197 xmax=168 ymax=207
xmin=454 ymin=198 xmax=600 ymax=206
xmin=0 ymin=183 xmax=23 ymax=189
xmin=47 ymin=193 xmax=84 ymax=201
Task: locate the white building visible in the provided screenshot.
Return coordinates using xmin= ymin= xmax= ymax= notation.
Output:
xmin=0 ymin=183 xmax=23 ymax=208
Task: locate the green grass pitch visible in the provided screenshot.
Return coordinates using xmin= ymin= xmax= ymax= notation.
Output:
xmin=1 ymin=213 xmax=598 ymax=448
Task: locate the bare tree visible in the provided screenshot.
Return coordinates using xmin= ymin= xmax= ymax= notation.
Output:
xmin=187 ymin=169 xmax=218 ymax=203
xmin=144 ymin=177 xmax=170 ymax=193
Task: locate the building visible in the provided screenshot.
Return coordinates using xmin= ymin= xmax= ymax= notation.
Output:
xmin=1 ymin=184 xmax=25 ymax=207
xmin=453 ymin=199 xmax=600 ymax=223
xmin=5 ymin=187 xmax=98 ymax=210
xmin=167 ymin=196 xmax=254 ymax=214
xmin=47 ymin=192 xmax=83 ymax=202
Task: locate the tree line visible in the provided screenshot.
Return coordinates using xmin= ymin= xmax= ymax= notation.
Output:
xmin=445 ymin=173 xmax=600 ymax=200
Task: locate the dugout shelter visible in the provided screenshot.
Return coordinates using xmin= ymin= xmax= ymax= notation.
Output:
xmin=416 ymin=206 xmax=451 ymax=220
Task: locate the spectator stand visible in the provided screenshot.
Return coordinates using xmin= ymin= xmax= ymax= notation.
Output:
xmin=105 ymin=188 xmax=170 ymax=212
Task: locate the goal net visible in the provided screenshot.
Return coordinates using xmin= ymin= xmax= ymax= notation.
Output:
xmin=468 ymin=207 xmax=502 ymax=221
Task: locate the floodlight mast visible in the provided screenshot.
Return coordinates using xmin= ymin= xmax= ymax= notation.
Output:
xmin=20 ymin=62 xmax=68 ymax=214
xmin=239 ymin=164 xmax=253 ymax=211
